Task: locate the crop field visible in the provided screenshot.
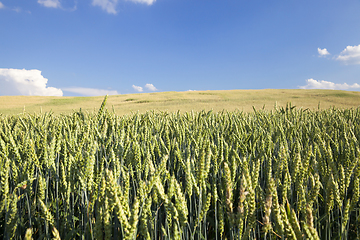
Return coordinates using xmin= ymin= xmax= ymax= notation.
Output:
xmin=0 ymin=95 xmax=360 ymax=239
xmin=1 ymin=89 xmax=360 ymax=115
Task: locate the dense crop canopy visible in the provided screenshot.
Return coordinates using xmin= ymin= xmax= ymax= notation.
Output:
xmin=0 ymin=99 xmax=360 ymax=239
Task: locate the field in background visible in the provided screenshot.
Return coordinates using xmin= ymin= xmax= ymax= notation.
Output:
xmin=1 ymin=89 xmax=360 ymax=115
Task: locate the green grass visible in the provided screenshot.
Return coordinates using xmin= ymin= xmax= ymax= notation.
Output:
xmin=1 ymin=89 xmax=360 ymax=115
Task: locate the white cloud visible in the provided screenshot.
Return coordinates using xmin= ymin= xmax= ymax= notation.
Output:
xmin=92 ymin=0 xmax=118 ymax=14
xmin=132 ymin=85 xmax=143 ymax=92
xmin=336 ymin=44 xmax=360 ymax=65
xmin=91 ymin=0 xmax=155 ymax=14
xmin=0 ymin=2 xmax=4 ymax=9
xmin=63 ymin=87 xmax=119 ymax=96
xmin=318 ymin=48 xmax=330 ymax=57
xmin=132 ymin=84 xmax=157 ymax=92
xmin=299 ymin=78 xmax=360 ymax=90
xmin=0 ymin=68 xmax=63 ymax=96
xmin=145 ymin=83 xmax=157 ymax=91
xmin=126 ymin=0 xmax=156 ymax=5
xmin=38 ymin=0 xmax=61 ymax=8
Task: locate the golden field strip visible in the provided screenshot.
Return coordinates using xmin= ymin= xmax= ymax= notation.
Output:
xmin=1 ymin=89 xmax=360 ymax=115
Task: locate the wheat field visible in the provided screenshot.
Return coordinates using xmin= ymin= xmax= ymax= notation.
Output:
xmin=1 ymin=89 xmax=360 ymax=115
xmin=0 ymin=95 xmax=359 ymax=239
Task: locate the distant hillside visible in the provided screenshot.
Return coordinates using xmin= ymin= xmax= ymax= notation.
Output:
xmin=1 ymin=89 xmax=360 ymax=115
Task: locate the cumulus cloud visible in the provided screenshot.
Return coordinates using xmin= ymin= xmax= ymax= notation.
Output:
xmin=0 ymin=68 xmax=63 ymax=96
xmin=132 ymin=85 xmax=143 ymax=92
xmin=299 ymin=78 xmax=360 ymax=90
xmin=0 ymin=2 xmax=4 ymax=9
xmin=336 ymin=44 xmax=360 ymax=65
xmin=38 ymin=0 xmax=61 ymax=8
xmin=63 ymin=87 xmax=119 ymax=96
xmin=318 ymin=48 xmax=330 ymax=57
xmin=126 ymin=0 xmax=156 ymax=5
xmin=92 ymin=0 xmax=118 ymax=14
xmin=145 ymin=83 xmax=157 ymax=91
xmin=132 ymin=84 xmax=157 ymax=92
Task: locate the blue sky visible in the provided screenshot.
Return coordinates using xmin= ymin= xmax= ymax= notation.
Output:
xmin=1 ymin=0 xmax=360 ymax=96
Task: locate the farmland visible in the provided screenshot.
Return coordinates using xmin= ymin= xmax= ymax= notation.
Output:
xmin=0 ymin=93 xmax=360 ymax=239
xmin=1 ymin=89 xmax=360 ymax=115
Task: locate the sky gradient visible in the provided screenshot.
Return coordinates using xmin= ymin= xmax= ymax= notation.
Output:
xmin=1 ymin=0 xmax=360 ymax=96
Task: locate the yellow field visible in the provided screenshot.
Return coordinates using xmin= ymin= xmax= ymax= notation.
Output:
xmin=1 ymin=89 xmax=360 ymax=115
